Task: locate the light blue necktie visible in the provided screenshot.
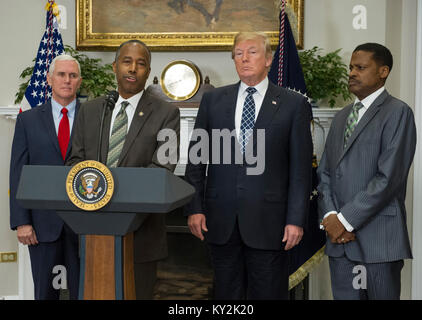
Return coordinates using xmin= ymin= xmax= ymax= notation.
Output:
xmin=239 ymin=87 xmax=257 ymax=153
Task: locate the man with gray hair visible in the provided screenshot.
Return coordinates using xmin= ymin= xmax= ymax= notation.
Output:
xmin=10 ymin=54 xmax=82 ymax=299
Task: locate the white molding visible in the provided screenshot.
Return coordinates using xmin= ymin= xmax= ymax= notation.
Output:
xmin=0 ymin=105 xmax=20 ymax=120
xmin=1 ymin=295 xmax=19 ymax=300
xmin=308 ymin=108 xmax=338 ymax=300
xmin=312 ymin=108 xmax=339 ymax=163
xmin=17 ymin=243 xmax=34 ymax=300
xmin=412 ymin=0 xmax=422 ymax=300
xmin=312 ymin=107 xmax=341 ymax=119
xmin=174 ymin=108 xmax=199 ymax=176
xmin=179 ymin=107 xmax=199 ymax=119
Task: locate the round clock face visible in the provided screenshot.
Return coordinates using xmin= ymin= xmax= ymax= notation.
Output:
xmin=160 ymin=60 xmax=201 ymax=101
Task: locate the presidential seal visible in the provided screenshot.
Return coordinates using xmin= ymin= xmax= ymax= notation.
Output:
xmin=66 ymin=160 xmax=114 ymax=211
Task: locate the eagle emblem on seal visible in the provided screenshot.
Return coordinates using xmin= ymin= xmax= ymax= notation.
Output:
xmin=79 ymin=172 xmax=102 ymax=199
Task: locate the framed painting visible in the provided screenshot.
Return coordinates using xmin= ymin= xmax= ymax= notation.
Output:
xmin=76 ymin=0 xmax=304 ymax=51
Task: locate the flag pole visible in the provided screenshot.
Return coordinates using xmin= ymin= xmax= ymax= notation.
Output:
xmin=278 ymin=0 xmax=286 ymax=87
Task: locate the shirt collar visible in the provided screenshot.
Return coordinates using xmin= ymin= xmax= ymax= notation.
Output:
xmin=51 ymin=98 xmax=77 ymax=118
xmin=116 ymin=90 xmax=144 ymax=110
xmin=239 ymin=77 xmax=269 ymax=97
xmin=354 ymin=86 xmax=385 ymax=109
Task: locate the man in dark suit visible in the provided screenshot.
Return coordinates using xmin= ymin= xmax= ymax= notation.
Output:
xmin=10 ymin=54 xmax=82 ymax=299
xmin=318 ymin=43 xmax=416 ymax=299
xmin=185 ymin=32 xmax=313 ymax=299
xmin=67 ymin=40 xmax=180 ymax=299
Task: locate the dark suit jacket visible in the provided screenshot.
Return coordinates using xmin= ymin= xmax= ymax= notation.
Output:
xmin=185 ymin=80 xmax=313 ymax=251
xmin=317 ymin=90 xmax=416 ymax=263
xmin=66 ymin=90 xmax=180 ymax=263
xmin=10 ymin=100 xmax=80 ymax=242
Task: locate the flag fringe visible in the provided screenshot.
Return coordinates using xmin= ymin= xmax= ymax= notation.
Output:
xmin=288 ymin=246 xmax=326 ymax=290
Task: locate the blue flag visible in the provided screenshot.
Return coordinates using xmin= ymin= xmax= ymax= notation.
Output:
xmin=23 ymin=1 xmax=64 ymax=110
xmin=269 ymin=9 xmax=326 ymax=290
xmin=269 ymin=13 xmax=307 ymax=95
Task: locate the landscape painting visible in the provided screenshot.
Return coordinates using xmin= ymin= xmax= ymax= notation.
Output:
xmin=76 ymin=0 xmax=304 ymax=51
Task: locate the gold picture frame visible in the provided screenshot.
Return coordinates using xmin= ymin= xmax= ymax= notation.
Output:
xmin=76 ymin=0 xmax=304 ymax=51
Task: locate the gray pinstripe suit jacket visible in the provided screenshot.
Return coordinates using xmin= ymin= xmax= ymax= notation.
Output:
xmin=317 ymin=90 xmax=416 ymax=263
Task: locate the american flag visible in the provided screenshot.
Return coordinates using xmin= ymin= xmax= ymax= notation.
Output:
xmin=21 ymin=0 xmax=64 ymax=111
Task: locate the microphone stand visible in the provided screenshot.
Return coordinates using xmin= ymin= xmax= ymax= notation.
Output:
xmin=97 ymin=91 xmax=118 ymax=163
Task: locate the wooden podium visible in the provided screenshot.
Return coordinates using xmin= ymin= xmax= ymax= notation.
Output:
xmin=16 ymin=165 xmax=194 ymax=300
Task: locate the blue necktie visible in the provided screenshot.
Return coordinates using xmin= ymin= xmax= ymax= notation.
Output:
xmin=239 ymin=87 xmax=257 ymax=153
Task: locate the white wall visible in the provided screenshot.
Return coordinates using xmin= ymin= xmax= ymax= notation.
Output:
xmin=305 ymin=0 xmax=386 ymax=54
xmin=387 ymin=0 xmax=417 ymax=300
xmin=0 ymin=117 xmax=18 ymax=297
xmin=0 ymin=0 xmax=418 ymax=299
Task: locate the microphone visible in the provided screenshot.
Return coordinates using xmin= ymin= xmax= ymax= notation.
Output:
xmin=105 ymin=90 xmax=119 ymax=111
xmin=97 ymin=90 xmax=119 ymax=162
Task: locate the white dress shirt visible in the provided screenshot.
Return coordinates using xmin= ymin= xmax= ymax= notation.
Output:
xmin=323 ymin=86 xmax=386 ymax=232
xmin=235 ymin=77 xmax=269 ymax=140
xmin=109 ymin=90 xmax=144 ymax=138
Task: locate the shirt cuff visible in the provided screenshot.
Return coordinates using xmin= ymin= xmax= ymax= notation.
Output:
xmin=337 ymin=212 xmax=354 ymax=232
xmin=320 ymin=211 xmax=337 ymax=230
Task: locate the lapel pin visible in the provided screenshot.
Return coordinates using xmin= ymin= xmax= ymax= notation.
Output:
xmin=272 ymin=100 xmax=277 ymax=105
xmin=139 ymin=111 xmax=144 ymax=116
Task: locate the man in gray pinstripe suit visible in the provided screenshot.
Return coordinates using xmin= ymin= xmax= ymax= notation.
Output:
xmin=317 ymin=43 xmax=416 ymax=300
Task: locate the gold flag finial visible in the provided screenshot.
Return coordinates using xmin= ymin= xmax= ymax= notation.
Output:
xmin=45 ymin=1 xmax=61 ymax=22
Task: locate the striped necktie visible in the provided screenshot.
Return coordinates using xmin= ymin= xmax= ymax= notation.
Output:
xmin=106 ymin=101 xmax=129 ymax=167
xmin=344 ymin=101 xmax=364 ymax=148
xmin=239 ymin=87 xmax=257 ymax=153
